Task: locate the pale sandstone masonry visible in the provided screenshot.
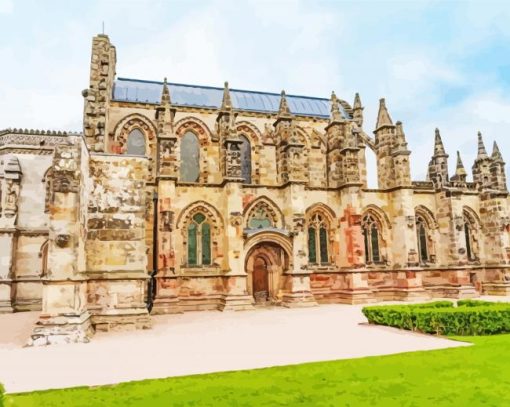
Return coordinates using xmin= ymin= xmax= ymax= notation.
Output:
xmin=0 ymin=34 xmax=509 ymax=345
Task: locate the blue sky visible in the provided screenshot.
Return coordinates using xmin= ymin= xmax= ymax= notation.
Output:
xmin=1 ymin=0 xmax=510 ymax=185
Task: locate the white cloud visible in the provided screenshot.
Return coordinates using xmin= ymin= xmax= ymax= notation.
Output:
xmin=0 ymin=0 xmax=13 ymax=14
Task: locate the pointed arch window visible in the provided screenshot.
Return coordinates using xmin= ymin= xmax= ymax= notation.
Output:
xmin=307 ymin=213 xmax=329 ymax=264
xmin=126 ymin=128 xmax=146 ymax=155
xmin=187 ymin=212 xmax=211 ymax=266
xmin=240 ymin=135 xmax=252 ymax=184
xmin=180 ymin=131 xmax=200 ymax=182
xmin=362 ymin=214 xmax=381 ymax=263
xmin=416 ymin=216 xmax=429 ymax=263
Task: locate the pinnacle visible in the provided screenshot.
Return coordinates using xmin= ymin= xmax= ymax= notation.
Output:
xmin=330 ymin=91 xmax=342 ymax=121
xmin=353 ymin=92 xmax=362 ymax=109
xmin=221 ymin=81 xmax=232 ymax=110
xmin=491 ymin=140 xmax=503 ymax=162
xmin=433 ymin=128 xmax=446 ymax=156
xmin=375 ymin=98 xmax=393 ymax=130
xmin=278 ymin=90 xmax=291 ymax=116
xmin=160 ymin=77 xmax=171 ymax=105
xmin=455 ymin=151 xmax=467 ymax=176
xmin=476 ymin=131 xmax=488 ymax=160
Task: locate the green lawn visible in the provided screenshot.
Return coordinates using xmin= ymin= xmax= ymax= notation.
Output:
xmin=5 ymin=335 xmax=510 ymax=407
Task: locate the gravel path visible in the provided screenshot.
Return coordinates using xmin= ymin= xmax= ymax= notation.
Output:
xmin=0 ymin=304 xmax=469 ymax=393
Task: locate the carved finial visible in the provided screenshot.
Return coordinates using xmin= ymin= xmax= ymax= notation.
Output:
xmin=330 ymin=91 xmax=342 ymax=122
xmin=375 ymin=98 xmax=393 ymax=130
xmin=491 ymin=140 xmax=504 ymax=162
xmin=433 ymin=128 xmax=446 ymax=156
xmin=161 ymin=77 xmax=171 ymax=105
xmin=221 ymin=81 xmax=233 ymax=110
xmin=455 ymin=151 xmax=467 ymax=176
xmin=476 ymin=131 xmax=489 ymax=160
xmin=278 ymin=90 xmax=291 ymax=116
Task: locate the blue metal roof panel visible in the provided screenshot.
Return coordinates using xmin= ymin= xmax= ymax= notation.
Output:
xmin=112 ymin=78 xmax=350 ymax=119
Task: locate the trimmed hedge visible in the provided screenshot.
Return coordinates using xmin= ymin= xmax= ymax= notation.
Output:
xmin=362 ymin=301 xmax=510 ymax=336
xmin=0 ymin=382 xmax=4 ymax=407
xmin=457 ymin=299 xmax=501 ymax=307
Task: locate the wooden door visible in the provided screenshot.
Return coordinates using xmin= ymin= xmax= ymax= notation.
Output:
xmin=252 ymin=256 xmax=268 ymax=301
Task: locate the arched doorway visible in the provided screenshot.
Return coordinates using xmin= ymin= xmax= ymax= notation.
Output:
xmin=245 ymin=241 xmax=290 ymax=305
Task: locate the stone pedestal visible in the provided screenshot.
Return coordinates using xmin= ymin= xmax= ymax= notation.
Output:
xmin=281 ymin=274 xmax=317 ymax=308
xmin=219 ymin=275 xmax=254 ymax=311
xmin=152 ymin=276 xmax=182 ymax=314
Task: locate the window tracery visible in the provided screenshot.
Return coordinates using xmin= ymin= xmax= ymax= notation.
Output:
xmin=187 ymin=212 xmax=212 ymax=266
xmin=307 ymin=213 xmax=329 ymax=264
xmin=362 ymin=214 xmax=381 ymax=263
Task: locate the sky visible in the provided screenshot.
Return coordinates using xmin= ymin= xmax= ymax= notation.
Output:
xmin=1 ymin=0 xmax=510 ymax=186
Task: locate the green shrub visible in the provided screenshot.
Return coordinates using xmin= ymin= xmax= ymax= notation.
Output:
xmin=362 ymin=302 xmax=510 ymax=336
xmin=0 ymin=382 xmax=4 ymax=407
xmin=457 ymin=299 xmax=501 ymax=307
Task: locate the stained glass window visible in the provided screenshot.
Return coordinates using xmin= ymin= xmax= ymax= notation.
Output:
xmin=187 ymin=212 xmax=211 ymax=266
xmin=188 ymin=223 xmax=197 ymax=265
xmin=307 ymin=213 xmax=329 ymax=264
xmin=464 ymin=223 xmax=473 ymax=261
xmin=180 ymin=131 xmax=200 ymax=182
xmin=240 ymin=135 xmax=252 ymax=184
xmin=362 ymin=214 xmax=381 ymax=263
xmin=201 ymin=222 xmax=211 ymax=265
xmin=126 ymin=129 xmax=146 ymax=156
xmin=308 ymin=227 xmax=317 ymax=263
xmin=416 ymin=217 xmax=429 ymax=263
xmin=319 ymin=227 xmax=328 ymax=264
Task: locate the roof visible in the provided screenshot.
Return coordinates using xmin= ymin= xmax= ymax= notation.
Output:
xmin=112 ymin=78 xmax=351 ymax=119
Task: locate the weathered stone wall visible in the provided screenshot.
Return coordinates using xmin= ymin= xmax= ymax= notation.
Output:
xmin=85 ymin=153 xmax=151 ymax=331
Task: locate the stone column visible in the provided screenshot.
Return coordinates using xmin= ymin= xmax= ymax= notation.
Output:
xmin=219 ymin=179 xmax=254 ymax=311
xmin=152 ymin=181 xmax=182 ymax=314
xmin=390 ymin=189 xmax=428 ymax=300
xmin=281 ymin=183 xmax=317 ymax=307
xmin=0 ymin=232 xmax=15 ymax=313
xmin=338 ymin=186 xmax=374 ymax=304
xmin=28 ymin=142 xmax=93 ymax=346
xmin=480 ymin=191 xmax=510 ymax=295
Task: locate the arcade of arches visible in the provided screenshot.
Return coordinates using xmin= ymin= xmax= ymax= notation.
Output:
xmin=2 ymin=34 xmax=510 ymax=347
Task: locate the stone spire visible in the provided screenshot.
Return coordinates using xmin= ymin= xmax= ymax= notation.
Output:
xmin=433 ymin=128 xmax=447 ymax=156
xmin=330 ymin=91 xmax=342 ymax=122
xmin=394 ymin=121 xmax=408 ymax=151
xmin=352 ymin=92 xmax=364 ymax=127
xmin=456 ymin=151 xmax=467 ymax=176
xmin=491 ymin=141 xmax=504 ymax=163
xmin=476 ymin=131 xmax=489 ymax=161
xmin=427 ymin=128 xmax=449 ymax=188
xmin=161 ymin=77 xmax=171 ymax=105
xmin=375 ymin=98 xmax=393 ymax=130
xmin=278 ymin=90 xmax=292 ymax=117
xmin=221 ymin=81 xmax=233 ymax=111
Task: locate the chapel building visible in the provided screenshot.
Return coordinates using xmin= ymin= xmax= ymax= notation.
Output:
xmin=0 ymin=35 xmax=509 ymax=345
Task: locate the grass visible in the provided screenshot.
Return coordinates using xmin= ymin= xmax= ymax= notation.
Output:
xmin=5 ymin=335 xmax=510 ymax=407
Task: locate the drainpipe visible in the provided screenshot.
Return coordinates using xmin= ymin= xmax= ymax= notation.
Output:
xmin=147 ymin=190 xmax=158 ymax=312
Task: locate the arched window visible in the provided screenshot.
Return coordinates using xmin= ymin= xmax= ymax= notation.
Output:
xmin=126 ymin=129 xmax=146 ymax=155
xmin=180 ymin=131 xmax=200 ymax=182
xmin=464 ymin=223 xmax=473 ymax=261
xmin=362 ymin=214 xmax=381 ymax=263
xmin=187 ymin=212 xmax=211 ymax=266
xmin=240 ymin=135 xmax=252 ymax=184
xmin=416 ymin=216 xmax=429 ymax=263
xmin=307 ymin=213 xmax=329 ymax=264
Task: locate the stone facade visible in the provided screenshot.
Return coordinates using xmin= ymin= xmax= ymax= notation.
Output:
xmin=1 ymin=34 xmax=510 ymax=345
